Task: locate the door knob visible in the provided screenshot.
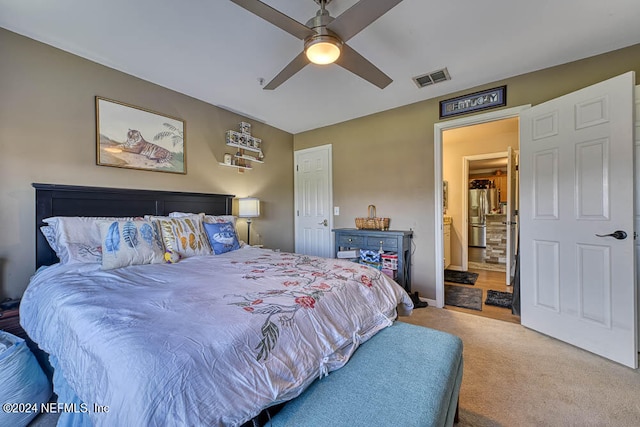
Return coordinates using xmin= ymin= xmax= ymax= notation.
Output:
xmin=595 ymin=230 xmax=627 ymax=240
xmin=318 ymin=219 xmax=328 ymax=226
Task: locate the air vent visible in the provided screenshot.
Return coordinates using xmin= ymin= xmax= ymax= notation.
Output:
xmin=413 ymin=68 xmax=451 ymax=88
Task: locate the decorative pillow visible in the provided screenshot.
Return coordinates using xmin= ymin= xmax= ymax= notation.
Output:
xmin=43 ymin=216 xmax=139 ymax=264
xmin=151 ymin=215 xmax=212 ymax=258
xmin=204 ymin=215 xmax=240 ymax=245
xmin=97 ymin=220 xmax=165 ymax=270
xmin=203 ymin=222 xmax=241 ymax=255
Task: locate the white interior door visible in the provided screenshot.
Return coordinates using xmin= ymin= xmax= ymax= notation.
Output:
xmin=294 ymin=145 xmax=333 ymax=257
xmin=520 ymin=72 xmax=637 ymax=368
xmin=505 ymin=146 xmax=519 ymax=285
xmin=635 ymin=85 xmax=640 ymax=347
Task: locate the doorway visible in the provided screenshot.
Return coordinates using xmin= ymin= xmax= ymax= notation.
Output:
xmin=442 ymin=120 xmax=519 ymax=322
xmin=464 ymin=152 xmax=509 ymax=273
xmin=433 ymin=105 xmax=529 ymax=312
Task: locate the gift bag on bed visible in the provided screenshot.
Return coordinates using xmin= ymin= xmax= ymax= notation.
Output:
xmin=0 ymin=331 xmax=52 ymax=427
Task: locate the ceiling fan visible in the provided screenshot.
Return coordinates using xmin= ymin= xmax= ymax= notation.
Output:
xmin=230 ymin=0 xmax=404 ymax=90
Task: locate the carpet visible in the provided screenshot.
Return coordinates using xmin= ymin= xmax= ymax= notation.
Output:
xmin=402 ymin=307 xmax=640 ymax=427
xmin=485 ymin=290 xmax=513 ymax=309
xmin=444 ymin=269 xmax=479 ymax=285
xmin=445 ymin=285 xmax=482 ymax=311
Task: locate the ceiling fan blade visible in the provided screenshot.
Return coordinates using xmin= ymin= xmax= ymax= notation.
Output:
xmin=230 ymin=0 xmax=316 ymax=40
xmin=263 ymin=51 xmax=309 ymax=90
xmin=335 ymin=43 xmax=392 ymax=89
xmin=327 ymin=0 xmax=404 ymax=42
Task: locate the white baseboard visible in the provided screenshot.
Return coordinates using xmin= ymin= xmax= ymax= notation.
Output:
xmin=424 ymin=298 xmax=437 ymax=307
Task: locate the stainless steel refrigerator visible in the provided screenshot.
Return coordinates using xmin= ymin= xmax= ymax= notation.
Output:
xmin=468 ymin=188 xmax=499 ymax=248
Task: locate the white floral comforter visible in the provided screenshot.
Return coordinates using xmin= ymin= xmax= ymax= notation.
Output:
xmin=20 ymin=247 xmax=413 ymax=426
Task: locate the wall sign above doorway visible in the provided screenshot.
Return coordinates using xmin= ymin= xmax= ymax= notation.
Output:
xmin=439 ymin=86 xmax=507 ymax=119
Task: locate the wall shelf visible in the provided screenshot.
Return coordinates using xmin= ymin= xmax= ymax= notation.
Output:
xmin=226 ymin=141 xmax=263 ymax=155
xmin=219 ymin=162 xmax=252 ymax=171
xmin=235 ymin=154 xmax=264 ymax=163
xmin=223 ymin=123 xmax=264 ymax=172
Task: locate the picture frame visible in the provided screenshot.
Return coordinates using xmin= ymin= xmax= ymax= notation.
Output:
xmin=439 ymin=86 xmax=507 ymax=119
xmin=240 ymin=121 xmax=251 ymax=134
xmin=226 ymin=130 xmax=239 ymax=145
xmin=96 ymin=97 xmax=186 ymax=174
xmin=443 ymin=180 xmax=449 ymax=212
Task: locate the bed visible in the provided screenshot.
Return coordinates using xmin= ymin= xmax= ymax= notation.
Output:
xmin=20 ymin=183 xmax=414 ymax=426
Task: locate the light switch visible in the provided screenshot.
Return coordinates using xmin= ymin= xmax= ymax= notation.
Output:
xmin=334 ymin=206 xmax=340 ymax=215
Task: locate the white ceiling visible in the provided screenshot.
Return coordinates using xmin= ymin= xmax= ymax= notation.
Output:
xmin=1 ymin=0 xmax=639 ymax=134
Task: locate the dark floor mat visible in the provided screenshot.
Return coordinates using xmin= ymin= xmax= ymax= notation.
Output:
xmin=445 ymin=285 xmax=482 ymax=311
xmin=485 ymin=290 xmax=513 ymax=309
xmin=444 ymin=269 xmax=479 ymax=285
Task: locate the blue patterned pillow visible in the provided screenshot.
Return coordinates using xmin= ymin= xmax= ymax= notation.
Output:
xmin=203 ymin=222 xmax=240 ymax=254
xmin=98 ymin=220 xmax=165 ymax=269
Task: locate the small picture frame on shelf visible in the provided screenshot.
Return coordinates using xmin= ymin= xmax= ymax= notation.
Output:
xmin=240 ymin=122 xmax=251 ymax=134
xmin=253 ymin=138 xmax=261 ymax=150
xmin=223 ymin=153 xmax=232 ymax=165
xmin=226 ymin=130 xmax=239 ymax=145
xmin=238 ymin=134 xmax=247 ymax=146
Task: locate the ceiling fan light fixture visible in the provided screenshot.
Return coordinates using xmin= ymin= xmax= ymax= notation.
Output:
xmin=305 ymin=35 xmax=342 ymax=65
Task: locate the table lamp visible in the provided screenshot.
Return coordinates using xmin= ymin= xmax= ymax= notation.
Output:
xmin=238 ymin=197 xmax=260 ymax=245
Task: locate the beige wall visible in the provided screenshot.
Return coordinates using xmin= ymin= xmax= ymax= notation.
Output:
xmin=0 ymin=29 xmax=295 ymax=298
xmin=443 ymin=118 xmax=519 ymax=267
xmin=3 ymin=26 xmax=640 ymax=301
xmin=294 ymin=43 xmax=640 ymax=300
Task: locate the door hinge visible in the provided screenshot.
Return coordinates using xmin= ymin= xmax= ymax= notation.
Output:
xmin=296 ymin=165 xmax=299 ymax=171
xmin=634 ymin=231 xmax=637 ymax=240
xmin=515 ymin=165 xmax=519 ymax=171
xmin=297 ymin=210 xmax=299 ymax=216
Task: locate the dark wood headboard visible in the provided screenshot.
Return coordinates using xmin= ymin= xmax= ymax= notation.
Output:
xmin=33 ymin=183 xmax=235 ymax=268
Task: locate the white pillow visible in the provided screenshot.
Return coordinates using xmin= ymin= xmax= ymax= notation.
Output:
xmin=168 ymin=211 xmax=237 ymax=228
xmin=166 ymin=212 xmax=204 ymax=219
xmin=98 ymin=220 xmax=165 ymax=270
xmin=204 ymin=215 xmax=237 ymax=228
xmin=40 ymin=226 xmax=61 ymax=257
xmin=43 ymin=216 xmax=139 ymax=264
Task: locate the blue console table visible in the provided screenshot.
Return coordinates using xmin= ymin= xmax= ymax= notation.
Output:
xmin=332 ymin=228 xmax=413 ymax=292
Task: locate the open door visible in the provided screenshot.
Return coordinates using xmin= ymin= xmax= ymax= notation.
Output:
xmin=520 ymin=72 xmax=637 ymax=368
xmin=505 ymin=146 xmax=519 ymax=285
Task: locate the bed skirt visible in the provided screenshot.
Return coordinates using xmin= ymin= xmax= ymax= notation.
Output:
xmin=49 ymin=356 xmax=92 ymax=427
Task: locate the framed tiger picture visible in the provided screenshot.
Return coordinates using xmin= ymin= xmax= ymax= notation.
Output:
xmin=96 ymin=97 xmax=186 ymax=174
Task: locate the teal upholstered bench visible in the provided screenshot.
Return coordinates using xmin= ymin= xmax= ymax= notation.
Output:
xmin=269 ymin=321 xmax=463 ymax=427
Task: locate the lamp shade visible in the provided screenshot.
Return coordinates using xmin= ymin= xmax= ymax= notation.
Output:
xmin=238 ymin=197 xmax=260 ymax=218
